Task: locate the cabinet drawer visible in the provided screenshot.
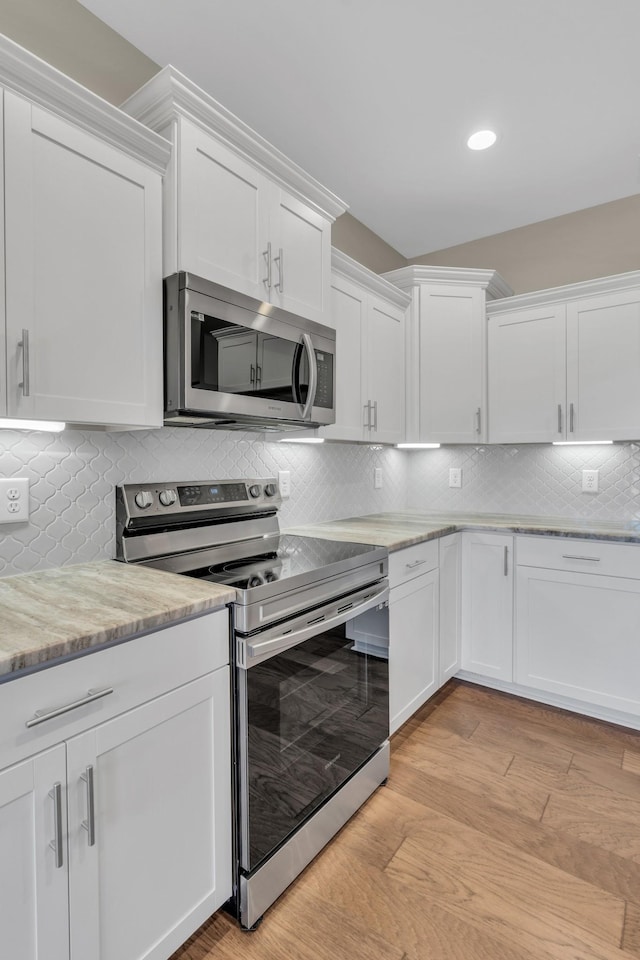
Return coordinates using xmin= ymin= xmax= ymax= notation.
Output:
xmin=516 ymin=535 xmax=640 ymax=579
xmin=0 ymin=608 xmax=229 ymax=770
xmin=389 ymin=539 xmax=439 ymax=588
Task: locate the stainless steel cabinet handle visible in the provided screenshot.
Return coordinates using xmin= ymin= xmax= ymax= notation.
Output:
xmin=81 ymin=765 xmax=96 ymax=847
xmin=406 ymin=559 xmax=427 ymax=569
xmin=250 ymin=364 xmax=256 ymax=386
xmin=475 ymin=407 xmax=482 ymax=435
xmin=18 ymin=329 xmax=30 ymax=397
xmin=503 ymin=545 xmax=509 ymax=576
xmin=26 ymin=687 xmax=114 ymax=728
xmin=562 ymin=554 xmax=601 ymax=562
xmin=557 ymin=404 xmax=563 ymax=434
xmin=363 ymin=401 xmax=371 ymax=430
xmin=256 ymin=364 xmax=262 ymax=388
xmin=48 ymin=782 xmax=64 ymax=868
xmin=569 ymin=402 xmax=575 ymax=433
xmin=262 ymin=242 xmax=272 ymax=289
xmin=372 ymin=400 xmax=378 ymax=431
xmin=274 ymin=247 xmax=284 ymax=293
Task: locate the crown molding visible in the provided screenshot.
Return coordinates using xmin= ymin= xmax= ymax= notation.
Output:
xmin=381 ymin=264 xmax=513 ymax=300
xmin=331 ymin=248 xmax=412 ymax=308
xmin=122 ymin=65 xmax=347 ymax=222
xmin=486 ymin=270 xmax=640 ymax=314
xmin=0 ymin=34 xmax=171 ymax=173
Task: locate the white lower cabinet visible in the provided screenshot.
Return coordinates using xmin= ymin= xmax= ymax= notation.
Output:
xmin=439 ymin=533 xmax=462 ymax=683
xmin=389 ymin=568 xmax=439 ymax=734
xmin=516 ymin=537 xmax=640 ymax=717
xmin=0 ymin=612 xmax=231 ymax=960
xmin=461 ymin=532 xmax=514 ymax=682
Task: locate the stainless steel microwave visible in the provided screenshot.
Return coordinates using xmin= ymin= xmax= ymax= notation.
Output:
xmin=164 ymin=273 xmax=336 ymax=431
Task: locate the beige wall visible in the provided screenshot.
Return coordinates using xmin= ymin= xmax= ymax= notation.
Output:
xmin=331 ymin=212 xmax=407 ymax=274
xmin=409 ymin=195 xmax=640 ymax=293
xmin=0 ymin=0 xmax=159 ymax=104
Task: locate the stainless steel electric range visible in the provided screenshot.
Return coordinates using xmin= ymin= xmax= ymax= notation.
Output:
xmin=116 ymin=478 xmax=390 ymax=929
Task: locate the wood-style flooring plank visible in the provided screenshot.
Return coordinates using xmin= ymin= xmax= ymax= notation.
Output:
xmin=622 ymin=749 xmax=640 ymax=776
xmin=623 ymin=902 xmax=640 ymax=957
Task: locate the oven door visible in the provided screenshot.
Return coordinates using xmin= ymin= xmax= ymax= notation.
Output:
xmin=178 ymin=284 xmax=335 ymax=425
xmin=235 ymin=580 xmax=389 ymax=873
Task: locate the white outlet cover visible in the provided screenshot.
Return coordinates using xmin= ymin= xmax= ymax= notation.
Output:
xmin=582 ymin=469 xmax=599 ymax=493
xmin=374 ymin=467 xmax=383 ymax=490
xmin=449 ymin=468 xmax=462 ymax=488
xmin=0 ymin=478 xmax=30 ymax=523
xmin=278 ymin=470 xmax=291 ymax=498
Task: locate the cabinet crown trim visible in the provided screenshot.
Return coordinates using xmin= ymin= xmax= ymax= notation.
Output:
xmin=0 ymin=33 xmax=171 ymax=173
xmin=381 ymin=265 xmax=513 ymax=300
xmin=121 ymin=65 xmax=348 ymax=222
xmin=486 ymin=270 xmax=640 ymax=314
xmin=331 ymin=248 xmax=411 ymax=308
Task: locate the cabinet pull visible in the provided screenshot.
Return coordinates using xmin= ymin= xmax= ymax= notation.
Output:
xmin=569 ymin=402 xmax=575 ymax=433
xmin=48 ymin=782 xmax=64 ymax=868
xmin=18 ymin=329 xmax=30 ymax=397
xmin=372 ymin=400 xmax=378 ymax=431
xmin=557 ymin=404 xmax=562 ymax=434
xmin=562 ymin=554 xmax=601 ymax=562
xmin=256 ymin=364 xmax=262 ymax=388
xmin=262 ymin=242 xmax=272 ymax=289
xmin=406 ymin=559 xmax=427 ymax=569
xmin=475 ymin=407 xmax=481 ymax=435
xmin=80 ymin=765 xmax=96 ymax=847
xmin=363 ymin=401 xmax=371 ymax=430
xmin=274 ymin=247 xmax=284 ymax=293
xmin=503 ymin=545 xmax=508 ymax=576
xmin=26 ymin=686 xmax=114 ymax=728
xmin=250 ymin=364 xmax=256 ymax=386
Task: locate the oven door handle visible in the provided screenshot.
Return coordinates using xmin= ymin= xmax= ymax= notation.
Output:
xmin=241 ymin=582 xmax=389 ymax=668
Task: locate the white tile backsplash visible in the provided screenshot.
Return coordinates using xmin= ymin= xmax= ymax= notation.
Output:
xmin=3 ymin=427 xmax=640 ymax=578
xmin=0 ymin=428 xmax=407 ymax=576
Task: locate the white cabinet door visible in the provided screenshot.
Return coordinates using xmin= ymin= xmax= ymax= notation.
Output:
xmin=4 ymin=91 xmax=162 ymax=428
xmin=461 ymin=533 xmax=513 ymax=682
xmin=418 ymin=285 xmax=485 ymax=443
xmin=67 ymin=670 xmax=231 ymax=960
xmin=566 ymin=289 xmax=640 ymax=441
xmin=0 ymin=745 xmax=68 ymax=960
xmin=389 ymin=570 xmax=439 ymax=734
xmin=488 ymin=304 xmax=566 ymax=442
xmin=320 ymin=275 xmax=366 ymax=441
xmin=0 ymin=91 xmax=5 ymax=419
xmin=516 ymin=565 xmax=640 ymax=716
xmin=439 ymin=533 xmax=461 ymax=684
xmin=270 ymin=187 xmax=330 ymax=326
xmin=178 ymin=120 xmax=269 ymax=300
xmin=366 ymin=295 xmax=405 ymax=444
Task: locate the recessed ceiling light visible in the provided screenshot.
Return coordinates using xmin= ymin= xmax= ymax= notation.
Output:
xmin=467 ymin=129 xmax=497 ymax=151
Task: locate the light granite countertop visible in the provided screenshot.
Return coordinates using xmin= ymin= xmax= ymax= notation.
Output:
xmin=0 ymin=561 xmax=235 ymax=680
xmin=286 ymin=511 xmax=640 ymax=550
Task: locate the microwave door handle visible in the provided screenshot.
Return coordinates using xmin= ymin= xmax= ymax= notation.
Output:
xmin=299 ymin=334 xmax=318 ymax=420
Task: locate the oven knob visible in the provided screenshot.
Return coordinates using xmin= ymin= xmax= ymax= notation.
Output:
xmin=248 ymin=575 xmax=263 ymax=588
xmin=248 ymin=484 xmax=262 ymax=499
xmin=134 ymin=490 xmax=154 ymax=510
xmin=263 ymin=570 xmax=278 ymax=582
xmin=159 ymin=489 xmax=177 ymax=507
xmin=264 ymin=483 xmax=278 ymax=497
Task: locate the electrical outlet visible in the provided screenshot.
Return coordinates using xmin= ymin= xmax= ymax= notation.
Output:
xmin=0 ymin=478 xmax=29 ymax=523
xmin=374 ymin=468 xmax=383 ymax=490
xmin=278 ymin=470 xmax=291 ymax=499
xmin=582 ymin=469 xmax=599 ymax=493
xmin=449 ymin=468 xmax=462 ymax=488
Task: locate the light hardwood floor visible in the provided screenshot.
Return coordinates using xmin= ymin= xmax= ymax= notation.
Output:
xmin=171 ymin=681 xmax=640 ymax=960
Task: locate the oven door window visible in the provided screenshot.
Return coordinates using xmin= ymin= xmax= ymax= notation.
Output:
xmin=190 ymin=311 xmax=310 ymax=404
xmin=239 ymin=622 xmax=389 ymax=872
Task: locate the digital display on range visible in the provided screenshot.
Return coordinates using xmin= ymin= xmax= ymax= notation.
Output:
xmin=178 ymin=482 xmax=249 ymax=507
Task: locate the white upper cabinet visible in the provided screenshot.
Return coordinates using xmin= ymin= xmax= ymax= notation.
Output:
xmin=321 ymin=250 xmax=408 ymax=444
xmin=383 ymin=266 xmax=512 ymax=444
xmin=487 ymin=272 xmax=640 ymax=442
xmin=122 ymin=67 xmax=344 ymax=327
xmin=0 ymin=35 xmax=169 ymax=429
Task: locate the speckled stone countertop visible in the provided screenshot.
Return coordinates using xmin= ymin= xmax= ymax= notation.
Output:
xmin=286 ymin=511 xmax=640 ymax=550
xmin=0 ymin=561 xmax=235 ymax=680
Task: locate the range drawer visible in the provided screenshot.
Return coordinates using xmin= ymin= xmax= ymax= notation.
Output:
xmin=389 ymin=539 xmax=439 ymax=589
xmin=0 ymin=608 xmax=229 ymax=770
xmin=516 ymin=535 xmax=640 ymax=579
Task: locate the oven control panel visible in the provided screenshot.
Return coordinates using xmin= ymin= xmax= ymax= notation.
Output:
xmin=117 ymin=478 xmax=282 ymax=524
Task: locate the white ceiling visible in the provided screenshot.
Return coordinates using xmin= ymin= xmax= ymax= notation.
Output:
xmin=78 ymin=0 xmax=640 ymax=257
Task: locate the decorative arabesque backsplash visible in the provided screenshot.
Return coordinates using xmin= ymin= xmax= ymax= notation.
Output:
xmin=2 ymin=428 xmax=640 ymax=577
